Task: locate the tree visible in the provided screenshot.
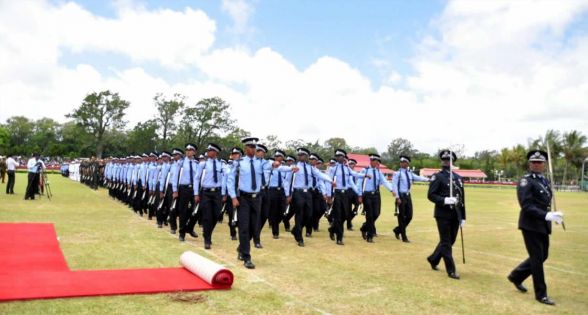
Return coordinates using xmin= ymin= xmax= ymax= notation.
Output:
xmin=324 ymin=137 xmax=348 ymax=153
xmin=66 ymin=91 xmax=130 ymax=158
xmin=32 ymin=118 xmax=60 ymax=156
xmin=0 ymin=126 xmax=10 ymax=154
xmin=561 ymin=130 xmax=587 ymax=184
xmin=127 ymin=120 xmax=159 ymax=154
xmin=177 ymin=97 xmax=235 ymax=149
xmin=387 ymin=138 xmax=416 ymax=163
xmin=262 ymin=135 xmax=283 ymax=150
xmin=154 ymin=93 xmax=185 ymax=147
xmin=5 ymin=116 xmax=35 ymax=155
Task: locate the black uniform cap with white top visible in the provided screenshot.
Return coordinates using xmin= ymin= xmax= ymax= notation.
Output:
xmin=149 ymin=152 xmax=158 ymax=158
xmin=241 ymin=137 xmax=259 ymax=147
xmin=439 ymin=150 xmax=458 ymax=161
xmin=399 ymin=155 xmax=411 ymax=163
xmin=172 ymin=148 xmax=184 ymax=156
xmin=286 ymin=155 xmax=296 ymax=162
xmin=141 ymin=153 xmax=149 ymax=158
xmin=185 ymin=143 xmax=197 ymax=151
xmin=274 ymin=149 xmax=286 ymax=158
xmin=207 ymin=143 xmax=221 ymax=153
xmin=198 ymin=154 xmax=205 ymax=160
xmin=297 ymin=147 xmax=310 ymax=156
xmin=231 ymin=147 xmax=244 ymax=155
xmin=329 ymin=158 xmax=336 ymax=164
xmin=317 ymin=158 xmax=324 ymax=165
xmin=370 ymin=153 xmax=382 ymax=161
xmin=334 ymin=148 xmax=347 ymax=157
xmin=527 ymin=150 xmax=548 ymax=162
xmin=348 ymin=159 xmax=358 ymax=165
xmin=309 ymin=153 xmax=320 ymax=160
xmin=160 ymin=151 xmax=172 ymax=158
xmin=256 ymin=144 xmax=268 ymax=153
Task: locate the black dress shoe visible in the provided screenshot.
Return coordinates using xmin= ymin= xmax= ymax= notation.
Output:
xmin=285 ymin=227 xmax=290 ymax=232
xmin=231 ymin=235 xmax=237 ymax=241
xmin=305 ymin=232 xmax=312 ymax=237
xmin=179 ymin=236 xmax=185 ymax=242
xmin=537 ymin=297 xmax=555 ymax=305
xmin=393 ymin=229 xmax=400 ymax=240
xmin=244 ymin=260 xmax=255 ymax=269
xmin=237 ymin=253 xmax=244 ymax=261
xmin=361 ymin=229 xmax=367 ymax=240
xmin=273 ymin=235 xmax=279 ymax=239
xmin=507 ymin=275 xmax=528 ymax=293
xmin=297 ymin=241 xmax=305 ymax=247
xmin=402 ymin=239 xmax=411 ymax=243
xmin=427 ymin=257 xmax=439 ymax=271
xmin=170 ymin=229 xmax=176 ymax=235
xmin=188 ymin=231 xmax=198 ymax=238
xmin=336 ymin=240 xmax=344 ymax=245
xmin=157 ymin=224 xmax=163 ymax=228
xmin=347 ymin=227 xmax=354 ymax=231
xmin=255 ymin=243 xmax=263 ymax=249
xmin=329 ymin=228 xmax=335 ymax=241
xmin=448 ymin=272 xmax=460 ymax=280
xmin=204 ymin=243 xmax=211 ymax=250
xmin=367 ymin=238 xmax=374 ymax=243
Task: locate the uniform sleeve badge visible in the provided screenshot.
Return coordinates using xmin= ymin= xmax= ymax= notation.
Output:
xmin=520 ymin=178 xmax=528 ymax=187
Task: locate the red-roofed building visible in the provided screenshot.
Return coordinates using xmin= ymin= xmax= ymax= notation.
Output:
xmin=419 ymin=168 xmax=487 ymax=180
xmin=347 ymin=153 xmax=394 ymax=175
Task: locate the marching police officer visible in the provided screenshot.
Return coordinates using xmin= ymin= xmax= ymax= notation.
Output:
xmin=288 ymin=148 xmax=330 ymax=247
xmin=327 ymin=149 xmax=365 ymax=245
xmin=507 ymin=150 xmax=564 ymax=305
xmin=358 ymin=154 xmax=395 ymax=243
xmin=225 ymin=147 xmax=243 ymax=241
xmin=194 ymin=143 xmax=226 ymax=250
xmin=171 ymin=143 xmax=200 ymax=242
xmin=156 ymin=151 xmax=173 ymax=229
xmin=227 ymin=137 xmax=274 ymax=269
xmin=167 ymin=148 xmax=184 ymax=234
xmin=392 ymin=155 xmax=431 ymax=242
xmin=268 ymin=150 xmax=290 ymax=239
xmin=282 ymin=155 xmax=297 ymax=231
xmin=426 ymin=150 xmax=466 ymax=280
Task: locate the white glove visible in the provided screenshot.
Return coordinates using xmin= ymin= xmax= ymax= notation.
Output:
xmin=545 ymin=211 xmax=564 ymax=224
xmin=460 ymin=220 xmax=466 ymax=227
xmin=444 ymin=197 xmax=457 ymax=205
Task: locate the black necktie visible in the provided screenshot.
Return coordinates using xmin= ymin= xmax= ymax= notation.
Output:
xmin=278 ymin=170 xmax=282 ymax=186
xmin=250 ymin=159 xmax=257 ymax=190
xmin=213 ymin=160 xmax=218 ymax=183
xmin=312 ymin=173 xmax=316 ymax=188
xmin=189 ymin=159 xmax=194 ymax=189
xmin=261 ymin=160 xmax=266 ymax=187
xmin=341 ymin=165 xmax=346 ymax=187
xmin=303 ymin=163 xmax=309 ymax=186
xmin=372 ymin=168 xmax=377 ymax=191
xmin=405 ymin=169 xmax=411 ymax=191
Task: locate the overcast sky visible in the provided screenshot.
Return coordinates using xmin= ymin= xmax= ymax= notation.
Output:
xmin=1 ymin=0 xmax=587 ymax=155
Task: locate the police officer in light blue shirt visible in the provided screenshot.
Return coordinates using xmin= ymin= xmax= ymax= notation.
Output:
xmin=224 ymin=147 xmax=243 ymax=240
xmin=282 ymin=155 xmax=297 ymax=231
xmin=326 ymin=149 xmax=367 ymax=245
xmin=193 ymin=143 xmax=225 ymax=250
xmin=392 ymin=155 xmax=430 ymax=242
xmin=357 ymin=154 xmax=395 ymax=243
xmin=173 ymin=143 xmax=200 ymax=242
xmin=268 ymin=150 xmax=291 ymax=239
xmin=167 ymin=148 xmax=184 ymax=234
xmin=227 ymin=137 xmax=279 ymax=269
xmin=155 ymin=151 xmax=172 ymax=229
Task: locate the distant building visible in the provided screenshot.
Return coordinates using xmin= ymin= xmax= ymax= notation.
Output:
xmin=419 ymin=168 xmax=487 ymax=181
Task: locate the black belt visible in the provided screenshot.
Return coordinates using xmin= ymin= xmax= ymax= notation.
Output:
xmin=202 ymin=187 xmax=221 ymax=192
xmin=365 ymin=191 xmax=380 ymax=195
xmin=399 ymin=192 xmax=410 ymax=196
xmin=293 ymin=188 xmax=310 ymax=193
xmin=335 ymin=189 xmax=347 ymax=194
xmin=239 ymin=191 xmax=258 ymax=198
xmin=269 ymin=187 xmax=282 ymax=191
xmin=179 ymin=184 xmax=193 ymax=189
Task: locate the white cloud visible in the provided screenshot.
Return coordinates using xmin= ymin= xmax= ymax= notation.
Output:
xmin=1 ymin=0 xmax=587 ymax=156
xmin=221 ymin=0 xmax=255 ymax=34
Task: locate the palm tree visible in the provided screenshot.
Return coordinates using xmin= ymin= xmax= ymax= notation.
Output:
xmin=561 ymin=130 xmax=587 ymax=184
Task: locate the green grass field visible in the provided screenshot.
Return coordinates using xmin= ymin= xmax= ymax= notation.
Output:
xmin=0 ymin=174 xmax=587 ymax=315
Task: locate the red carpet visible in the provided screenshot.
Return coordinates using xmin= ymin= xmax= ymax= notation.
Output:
xmin=0 ymin=223 xmax=232 ymax=302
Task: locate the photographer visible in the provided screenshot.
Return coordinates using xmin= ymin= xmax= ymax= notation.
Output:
xmin=24 ymin=153 xmax=44 ymax=200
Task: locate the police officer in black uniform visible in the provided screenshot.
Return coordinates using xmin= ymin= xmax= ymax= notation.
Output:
xmin=507 ymin=150 xmax=564 ymax=306
xmin=426 ymin=150 xmax=466 ymax=280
